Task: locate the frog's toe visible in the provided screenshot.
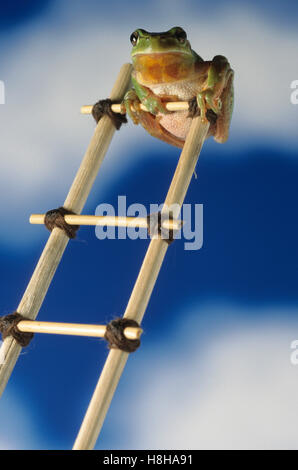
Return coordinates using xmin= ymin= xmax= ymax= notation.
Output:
xmin=213 ymin=97 xmax=222 ymax=113
xmin=188 ymin=97 xmax=218 ymax=128
xmin=127 ymin=101 xmax=141 ymax=125
xmin=204 ymin=90 xmax=222 ymax=114
xmin=130 ymin=112 xmax=140 ymax=125
xmin=123 ymin=95 xmax=142 ymax=125
xmin=196 ymin=92 xmax=209 ymax=122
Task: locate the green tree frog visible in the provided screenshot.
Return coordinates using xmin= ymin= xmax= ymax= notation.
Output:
xmin=122 ymin=27 xmax=234 ymax=147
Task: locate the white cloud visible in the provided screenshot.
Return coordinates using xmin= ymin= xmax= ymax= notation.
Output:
xmin=0 ymin=2 xmax=297 ymax=246
xmin=1 ymin=304 xmax=298 ymax=449
xmin=0 ymin=386 xmax=44 ymax=449
xmin=116 ymin=305 xmax=298 ymax=450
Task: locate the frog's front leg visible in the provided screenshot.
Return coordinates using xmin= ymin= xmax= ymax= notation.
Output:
xmin=132 ymin=75 xmax=170 ymax=116
xmin=122 ymin=89 xmax=142 ymax=125
xmin=196 ymin=55 xmax=233 ymax=121
xmin=122 ymin=77 xmax=170 ymax=125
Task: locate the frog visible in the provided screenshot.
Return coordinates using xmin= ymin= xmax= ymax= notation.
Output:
xmin=120 ymin=27 xmax=234 ymax=148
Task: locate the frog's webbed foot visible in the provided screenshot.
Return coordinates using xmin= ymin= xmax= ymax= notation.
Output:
xmin=142 ymin=93 xmax=170 ymax=116
xmin=196 ymin=89 xmax=222 ymax=122
xmin=188 ymin=97 xmax=217 ymax=125
xmin=193 ymin=55 xmax=232 ymax=122
xmin=92 ymin=99 xmax=127 ymax=130
xmin=122 ymin=90 xmax=142 ymax=125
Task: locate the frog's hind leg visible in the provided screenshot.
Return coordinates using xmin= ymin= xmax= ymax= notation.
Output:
xmin=138 ymin=111 xmax=185 ymax=148
xmin=214 ymin=70 xmax=234 ymax=143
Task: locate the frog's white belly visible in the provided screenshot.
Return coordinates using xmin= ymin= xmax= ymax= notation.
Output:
xmin=149 ymin=78 xmax=200 ymax=100
xmin=158 ymin=110 xmax=191 ymax=139
xmin=148 ymin=79 xmax=200 ymax=139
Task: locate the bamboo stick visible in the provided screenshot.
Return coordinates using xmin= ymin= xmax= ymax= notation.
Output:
xmin=73 ymin=115 xmax=210 ymax=450
xmin=17 ymin=320 xmax=142 ymax=340
xmin=30 ymin=214 xmax=183 ymax=231
xmin=81 ymin=101 xmax=190 ymax=115
xmin=0 ymin=63 xmax=132 ymax=398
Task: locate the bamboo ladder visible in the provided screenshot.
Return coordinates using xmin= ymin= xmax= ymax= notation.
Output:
xmin=0 ymin=63 xmax=210 ymax=449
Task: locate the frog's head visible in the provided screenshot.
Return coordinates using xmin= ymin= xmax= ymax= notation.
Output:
xmin=130 ymin=27 xmax=198 ymax=85
xmin=130 ymin=27 xmax=192 ymax=59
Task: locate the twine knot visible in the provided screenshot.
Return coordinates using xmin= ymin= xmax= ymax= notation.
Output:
xmin=92 ymin=99 xmax=127 ymax=130
xmin=0 ymin=312 xmax=34 ymax=347
xmin=147 ymin=211 xmax=175 ymax=245
xmin=104 ymin=318 xmax=141 ymax=353
xmin=44 ymin=207 xmax=79 ymax=239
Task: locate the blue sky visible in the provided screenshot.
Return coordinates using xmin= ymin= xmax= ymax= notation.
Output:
xmin=0 ymin=0 xmax=298 ymax=450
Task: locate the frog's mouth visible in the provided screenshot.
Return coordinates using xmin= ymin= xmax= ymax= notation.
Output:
xmin=133 ymin=52 xmax=195 ymax=84
xmin=133 ymin=51 xmax=192 ymax=60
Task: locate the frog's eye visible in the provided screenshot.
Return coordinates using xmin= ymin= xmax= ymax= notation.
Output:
xmin=130 ymin=31 xmax=139 ymax=46
xmin=175 ymin=28 xmax=187 ymax=43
